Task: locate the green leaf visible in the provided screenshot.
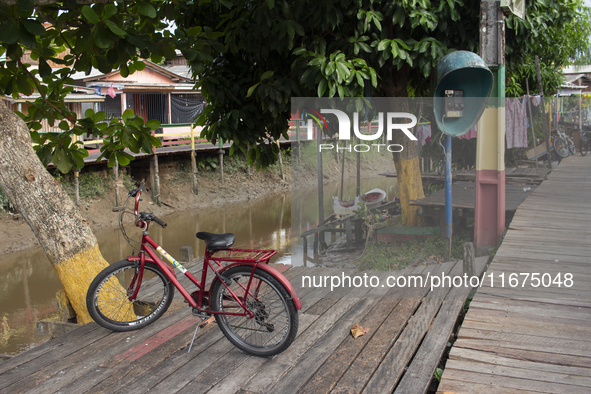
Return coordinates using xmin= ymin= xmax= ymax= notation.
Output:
xmin=54 ymin=148 xmax=73 ymax=174
xmin=15 ymin=77 xmax=32 ymax=95
xmin=134 ymin=60 xmax=146 ymax=71
xmin=82 ymin=5 xmax=100 ymax=24
xmin=0 ymin=20 xmax=17 ymax=44
xmin=39 ymin=58 xmax=51 ymax=78
xmin=187 ymin=26 xmax=202 ymax=36
xmin=115 ymin=151 xmax=133 ymax=166
xmin=59 ymin=120 xmax=69 ymax=130
xmin=103 ymin=4 xmax=118 ymax=19
xmin=18 ymin=23 xmax=37 ymax=48
xmin=21 ymin=19 xmax=45 ymax=36
xmin=95 ymin=111 xmax=106 ymax=123
xmin=377 ymin=39 xmax=390 ymax=52
xmin=122 ymin=108 xmax=134 ymax=121
xmin=93 ymin=24 xmax=112 ymax=49
xmin=261 ymin=70 xmax=274 ymax=81
xmin=17 ymin=0 xmax=34 ymax=17
xmin=146 ymin=119 xmax=161 ymax=130
xmin=246 ymin=82 xmax=260 ymax=97
xmin=137 ymin=1 xmax=157 ymax=18
xmin=318 ymin=79 xmax=327 ymax=96
xmin=335 ymin=62 xmax=350 ymax=80
xmin=120 ymin=63 xmax=129 ymax=78
xmin=266 ymin=0 xmax=275 ymax=9
xmin=105 ymin=20 xmax=126 ymax=37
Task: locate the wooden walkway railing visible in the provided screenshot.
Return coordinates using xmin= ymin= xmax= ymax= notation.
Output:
xmin=438 ymin=155 xmax=591 ymax=394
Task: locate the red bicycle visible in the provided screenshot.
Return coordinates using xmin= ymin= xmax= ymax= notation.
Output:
xmin=86 ymin=182 xmax=301 ymax=357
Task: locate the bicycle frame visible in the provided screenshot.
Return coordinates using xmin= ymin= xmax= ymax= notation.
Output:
xmin=126 ymin=228 xmax=301 ymax=319
xmin=120 ymin=185 xmax=301 ymax=320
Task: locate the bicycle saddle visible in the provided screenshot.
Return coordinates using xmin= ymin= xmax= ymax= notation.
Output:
xmin=196 ymin=232 xmax=236 ymax=251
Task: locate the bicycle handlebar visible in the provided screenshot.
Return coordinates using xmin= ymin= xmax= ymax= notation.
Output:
xmin=152 ymin=215 xmax=168 ymax=228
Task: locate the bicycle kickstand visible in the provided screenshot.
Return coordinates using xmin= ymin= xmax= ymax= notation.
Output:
xmin=188 ymin=316 xmax=214 ymax=353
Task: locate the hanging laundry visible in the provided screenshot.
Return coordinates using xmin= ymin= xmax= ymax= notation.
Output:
xmin=107 ymin=83 xmax=116 ymax=99
xmin=458 ymin=125 xmax=477 ymax=140
xmin=422 ymin=123 xmax=432 ymax=144
xmin=506 ymin=98 xmax=528 ymax=149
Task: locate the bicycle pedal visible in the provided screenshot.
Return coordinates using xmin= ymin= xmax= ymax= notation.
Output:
xmin=199 ymin=316 xmax=215 ymax=328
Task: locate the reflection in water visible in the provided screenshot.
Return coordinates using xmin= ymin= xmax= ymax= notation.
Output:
xmin=291 ymin=177 xmax=399 ymax=266
xmin=0 ymin=176 xmax=395 ymax=355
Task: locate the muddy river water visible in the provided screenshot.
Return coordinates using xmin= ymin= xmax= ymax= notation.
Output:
xmin=0 ymin=176 xmax=397 ymax=356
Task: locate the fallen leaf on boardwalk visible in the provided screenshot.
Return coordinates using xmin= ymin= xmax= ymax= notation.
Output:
xmin=350 ymin=323 xmax=369 ymax=339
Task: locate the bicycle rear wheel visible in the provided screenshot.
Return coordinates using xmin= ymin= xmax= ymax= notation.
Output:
xmin=581 ymin=134 xmax=590 ymax=156
xmin=86 ymin=260 xmax=174 ymax=331
xmin=210 ymin=265 xmax=298 ymax=357
xmin=553 ymin=136 xmax=569 ymax=158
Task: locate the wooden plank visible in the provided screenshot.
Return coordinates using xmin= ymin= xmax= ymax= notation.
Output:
xmin=463 ymin=307 xmax=591 ymax=334
xmin=449 ymin=347 xmax=591 ymax=378
xmin=203 ymin=313 xmax=318 ymax=394
xmin=457 ymin=328 xmax=591 ymax=354
xmin=11 ymin=307 xmax=191 ymax=393
xmin=241 ymin=297 xmax=359 ymax=393
xmin=393 ymin=258 xmax=488 ymax=393
xmin=437 ymin=378 xmax=545 ymax=394
xmin=443 ymin=361 xmax=591 ymax=393
xmin=268 ymin=297 xmax=381 ymax=393
xmin=453 ymin=339 xmax=591 ymax=368
xmin=0 ymin=322 xmax=99 ymax=375
xmin=61 ymin=319 xmax=221 ymax=394
xmin=393 ymin=290 xmax=465 ymax=393
xmin=297 ymin=298 xmax=402 ymax=394
xmin=466 ymin=299 xmax=591 ymax=321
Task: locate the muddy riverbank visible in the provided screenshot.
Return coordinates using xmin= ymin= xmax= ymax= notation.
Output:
xmin=0 ymin=152 xmax=394 ymax=255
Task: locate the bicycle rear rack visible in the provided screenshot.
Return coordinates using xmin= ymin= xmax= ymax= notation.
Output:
xmin=210 ymin=248 xmax=277 ymax=264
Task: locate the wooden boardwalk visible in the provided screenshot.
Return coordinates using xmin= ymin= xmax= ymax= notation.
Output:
xmin=382 ymin=167 xmax=551 ymax=185
xmin=438 ymin=155 xmax=591 ymax=394
xmin=410 ymin=181 xmax=537 ymax=212
xmin=0 ymin=257 xmax=489 ymax=393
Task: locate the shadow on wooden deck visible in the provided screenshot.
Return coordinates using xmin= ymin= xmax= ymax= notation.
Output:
xmin=0 ymin=257 xmax=488 ymax=394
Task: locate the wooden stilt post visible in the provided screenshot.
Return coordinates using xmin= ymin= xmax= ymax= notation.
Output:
xmin=296 ymin=120 xmax=301 ymax=163
xmin=74 ymin=170 xmax=79 ymax=206
xmin=535 ymin=56 xmax=552 ymax=170
xmin=525 ymin=80 xmax=539 ymax=168
xmin=150 ymin=156 xmax=156 ymax=202
xmin=463 ymin=242 xmax=475 ymax=277
xmin=317 ymin=124 xmax=324 ymax=253
xmin=277 ymin=141 xmax=285 ymax=181
xmin=219 ymin=139 xmax=224 ymax=184
xmin=246 ymin=147 xmax=251 ymax=177
xmin=152 ymin=155 xmax=161 ymax=206
xmin=190 ymin=125 xmax=198 ymax=195
xmin=113 ymin=160 xmax=120 ymax=207
xmin=356 ymin=135 xmax=361 ymax=197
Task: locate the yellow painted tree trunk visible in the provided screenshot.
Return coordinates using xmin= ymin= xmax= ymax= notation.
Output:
xmin=381 ymin=64 xmax=425 ymax=226
xmin=391 ymin=136 xmax=425 ymax=227
xmin=0 ymin=104 xmax=109 ymax=324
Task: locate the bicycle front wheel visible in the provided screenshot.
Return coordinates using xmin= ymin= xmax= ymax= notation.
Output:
xmin=210 ymin=265 xmax=298 ymax=357
xmin=581 ymin=134 xmax=590 ymax=156
xmin=568 ymin=137 xmax=576 ymax=156
xmin=553 ymin=136 xmax=569 ymax=158
xmin=86 ymin=260 xmax=174 ymax=331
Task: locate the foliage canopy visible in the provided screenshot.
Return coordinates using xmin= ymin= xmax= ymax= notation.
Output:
xmin=0 ymin=0 xmax=589 ymax=171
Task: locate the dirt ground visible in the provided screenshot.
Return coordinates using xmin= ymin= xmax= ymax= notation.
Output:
xmin=0 ymin=152 xmax=394 ymax=255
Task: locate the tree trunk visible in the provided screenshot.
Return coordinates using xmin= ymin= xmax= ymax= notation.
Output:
xmin=382 ymin=64 xmax=425 ymax=226
xmin=0 ymin=103 xmax=108 ymax=324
